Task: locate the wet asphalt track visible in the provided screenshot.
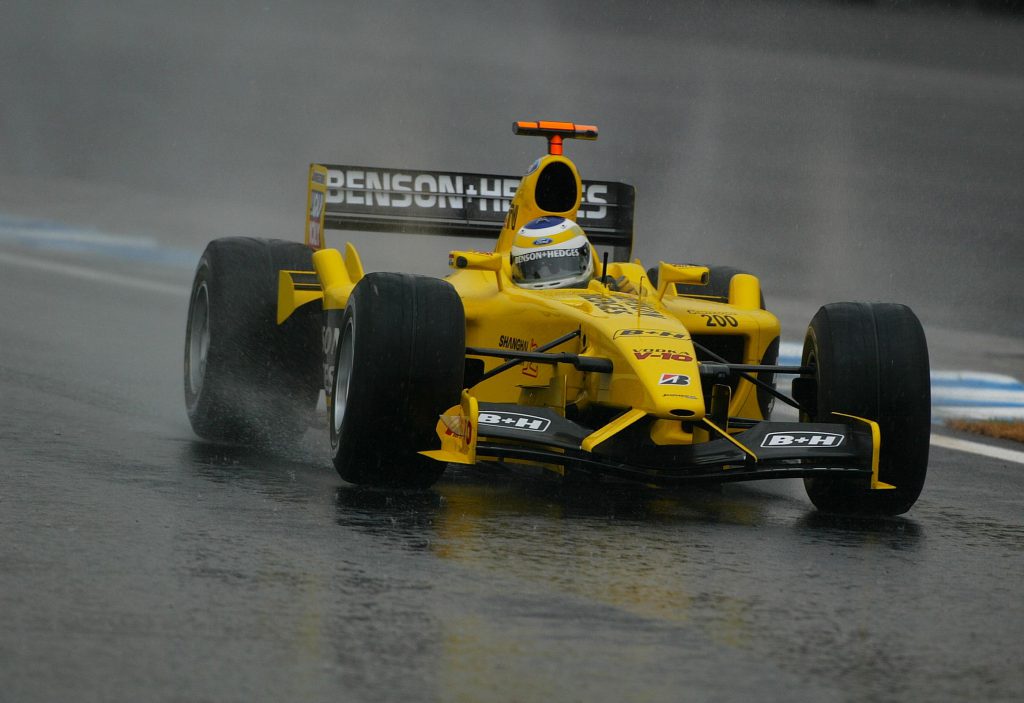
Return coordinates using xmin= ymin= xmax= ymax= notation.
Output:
xmin=2 ymin=2 xmax=1023 ymax=701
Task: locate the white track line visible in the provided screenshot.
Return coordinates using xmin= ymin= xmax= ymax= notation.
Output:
xmin=0 ymin=250 xmax=187 ymax=297
xmin=934 ymin=407 xmax=1024 ymax=421
xmin=931 ymin=434 xmax=1024 ymax=465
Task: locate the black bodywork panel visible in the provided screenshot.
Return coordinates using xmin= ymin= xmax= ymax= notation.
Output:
xmin=474 ymin=402 xmax=875 ymax=487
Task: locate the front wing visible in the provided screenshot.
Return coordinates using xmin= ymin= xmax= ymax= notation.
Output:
xmin=424 ymin=401 xmax=891 ymax=489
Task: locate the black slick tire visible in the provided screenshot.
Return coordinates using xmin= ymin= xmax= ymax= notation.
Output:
xmin=184 ymin=237 xmax=321 ymax=445
xmin=800 ymin=302 xmax=930 ymax=515
xmin=329 ymin=272 xmax=465 ymax=489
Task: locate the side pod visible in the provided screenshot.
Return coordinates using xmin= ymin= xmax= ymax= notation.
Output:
xmin=277 ymin=242 xmax=366 ymax=323
xmin=277 ymin=269 xmax=323 ymax=324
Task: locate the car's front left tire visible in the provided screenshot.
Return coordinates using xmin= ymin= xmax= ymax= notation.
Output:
xmin=329 ymin=272 xmax=465 ymax=488
xmin=799 ymin=302 xmax=931 ymax=515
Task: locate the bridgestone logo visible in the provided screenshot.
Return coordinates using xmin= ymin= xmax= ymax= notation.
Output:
xmin=760 ymin=432 xmax=845 ymax=448
xmin=512 ymin=247 xmax=583 ymax=266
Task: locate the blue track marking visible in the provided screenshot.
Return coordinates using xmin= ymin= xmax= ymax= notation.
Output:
xmin=931 ymin=373 xmax=1024 ymax=391
xmin=778 ymin=338 xmax=1024 ymax=423
xmin=0 ymin=214 xmax=199 ymax=268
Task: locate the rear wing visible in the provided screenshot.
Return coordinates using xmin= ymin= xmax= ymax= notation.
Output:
xmin=305 ymin=164 xmax=636 ymax=260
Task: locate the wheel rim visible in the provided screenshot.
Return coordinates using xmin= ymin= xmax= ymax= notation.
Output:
xmin=187 ymin=281 xmax=211 ymax=397
xmin=332 ymin=316 xmax=355 ymax=436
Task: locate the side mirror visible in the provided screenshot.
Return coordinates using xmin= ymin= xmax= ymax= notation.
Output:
xmin=449 ymin=250 xmax=504 ymax=272
xmin=656 ymin=262 xmax=709 ymax=299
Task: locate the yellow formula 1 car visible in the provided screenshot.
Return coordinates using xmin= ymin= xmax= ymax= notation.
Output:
xmin=184 ymin=120 xmax=931 ymax=515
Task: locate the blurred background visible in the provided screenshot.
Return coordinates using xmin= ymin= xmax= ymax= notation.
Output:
xmin=2 ymin=0 xmax=1022 ymax=340
xmin=2 ymin=5 xmax=1022 ymax=700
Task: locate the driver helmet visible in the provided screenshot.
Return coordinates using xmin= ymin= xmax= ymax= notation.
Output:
xmin=510 ymin=216 xmax=594 ymax=289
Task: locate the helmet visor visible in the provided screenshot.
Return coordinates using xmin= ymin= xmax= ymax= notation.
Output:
xmin=511 ymin=244 xmax=591 ymax=286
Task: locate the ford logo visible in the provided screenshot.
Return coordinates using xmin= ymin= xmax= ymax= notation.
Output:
xmin=534 ymin=237 xmax=553 ymax=245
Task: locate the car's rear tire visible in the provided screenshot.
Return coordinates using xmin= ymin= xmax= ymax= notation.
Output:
xmin=330 ymin=272 xmax=465 ymax=488
xmin=647 ymin=264 xmax=766 ymax=309
xmin=652 ymin=265 xmax=775 ymax=417
xmin=184 ymin=237 xmax=321 ymax=445
xmin=800 ymin=302 xmax=930 ymax=515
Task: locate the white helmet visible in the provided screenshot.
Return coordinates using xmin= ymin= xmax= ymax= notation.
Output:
xmin=510 ymin=216 xmax=594 ymax=289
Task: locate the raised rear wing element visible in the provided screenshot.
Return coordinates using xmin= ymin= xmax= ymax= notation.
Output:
xmin=305 ymin=164 xmax=635 ymax=259
xmin=512 ymin=120 xmax=598 ymax=155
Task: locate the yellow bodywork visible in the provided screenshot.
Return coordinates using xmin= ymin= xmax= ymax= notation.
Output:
xmin=832 ymin=412 xmax=894 ymax=490
xmin=420 ymin=269 xmax=781 ymax=468
xmin=278 ymin=152 xmax=783 ymax=467
xmin=276 ymin=136 xmax=883 ymax=487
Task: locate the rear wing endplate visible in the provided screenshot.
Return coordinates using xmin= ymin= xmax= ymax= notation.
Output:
xmin=305 ymin=164 xmax=636 ymax=259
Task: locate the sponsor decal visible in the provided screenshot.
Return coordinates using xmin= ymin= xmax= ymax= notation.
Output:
xmin=512 ymin=246 xmax=583 ymax=266
xmin=613 ymin=328 xmax=689 ymax=340
xmin=633 ymin=349 xmax=693 ymax=362
xmin=534 ymin=237 xmax=553 ymax=245
xmin=580 ymin=294 xmax=664 ymax=318
xmin=497 ymin=335 xmax=539 ymax=376
xmin=478 ymin=412 xmax=551 ymax=432
xmin=687 ymin=310 xmax=740 ymax=328
xmin=658 ymin=373 xmax=691 ymax=386
xmin=309 ymin=190 xmax=325 ymax=214
xmin=328 ymin=170 xmax=475 ymax=209
xmin=522 ymin=338 xmax=540 ymax=378
xmin=663 ymin=393 xmax=699 ymax=400
xmin=440 ymin=415 xmax=473 ymax=443
xmin=311 ymin=171 xmax=327 ymax=185
xmin=307 ymin=189 xmax=325 ymax=249
xmin=760 ymin=432 xmax=845 ymax=448
xmin=498 ymin=335 xmax=532 ymax=352
xmin=582 ymin=184 xmax=608 ymax=219
xmin=323 ymin=168 xmax=610 ymax=219
xmin=700 ymin=314 xmax=739 ymax=328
